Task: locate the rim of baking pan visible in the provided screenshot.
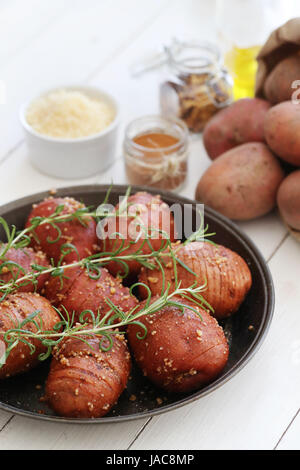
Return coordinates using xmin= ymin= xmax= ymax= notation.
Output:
xmin=0 ymin=184 xmax=275 ymax=424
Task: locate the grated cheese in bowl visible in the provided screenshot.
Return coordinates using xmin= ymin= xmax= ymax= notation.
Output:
xmin=26 ymin=89 xmax=116 ymax=139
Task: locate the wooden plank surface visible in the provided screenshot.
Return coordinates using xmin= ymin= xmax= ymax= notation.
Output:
xmin=276 ymin=410 xmax=300 ymax=450
xmin=0 ymin=415 xmax=150 ymax=450
xmin=0 ymin=0 xmax=170 ymax=160
xmin=0 ymin=0 xmax=73 ymax=65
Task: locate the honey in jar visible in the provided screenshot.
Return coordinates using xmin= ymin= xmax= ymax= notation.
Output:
xmin=124 ymin=115 xmax=189 ymax=191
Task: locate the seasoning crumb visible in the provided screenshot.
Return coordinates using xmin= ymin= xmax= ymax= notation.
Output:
xmin=129 ymin=394 xmax=137 ymax=402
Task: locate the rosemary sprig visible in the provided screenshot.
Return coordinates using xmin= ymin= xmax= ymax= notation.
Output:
xmin=0 ymin=187 xmax=216 ymax=367
xmin=0 ymin=281 xmax=209 ymax=365
xmin=0 ymin=200 xmax=133 ymax=259
xmin=183 ymin=208 xmax=216 ymax=245
xmin=0 ymin=237 xmax=173 ymax=297
xmin=0 ymin=209 xmax=212 ymax=298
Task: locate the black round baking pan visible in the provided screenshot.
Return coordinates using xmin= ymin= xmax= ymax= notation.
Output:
xmin=0 ymin=184 xmax=274 ymax=423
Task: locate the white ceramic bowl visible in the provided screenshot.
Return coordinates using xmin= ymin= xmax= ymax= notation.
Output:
xmin=20 ymin=85 xmax=120 ymax=179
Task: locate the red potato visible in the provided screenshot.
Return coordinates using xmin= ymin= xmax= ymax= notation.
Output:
xmin=26 ymin=197 xmax=98 ymax=264
xmin=195 ymin=142 xmax=284 ymax=220
xmin=0 ymin=246 xmax=49 ymax=292
xmin=44 ymin=265 xmax=138 ymax=323
xmin=264 ymin=101 xmax=300 ymax=166
xmin=138 ymin=241 xmax=252 ymax=320
xmin=277 ymin=170 xmax=300 ymax=230
xmin=128 ymin=296 xmax=229 ymax=393
xmin=98 ymin=192 xmax=177 ymax=278
xmin=46 ymin=333 xmax=131 ymax=418
xmin=203 ymin=98 xmax=271 ymax=160
xmin=0 ymin=293 xmax=60 ymax=379
xmin=263 ymin=53 xmax=300 ymax=104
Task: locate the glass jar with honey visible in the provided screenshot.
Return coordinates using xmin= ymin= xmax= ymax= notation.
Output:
xmin=160 ymin=41 xmax=232 ymax=132
xmin=124 ymin=115 xmax=189 ymax=191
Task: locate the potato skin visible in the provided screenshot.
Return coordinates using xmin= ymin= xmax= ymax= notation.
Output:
xmin=44 ymin=266 xmax=137 ymax=323
xmin=195 ymin=142 xmax=284 ymax=220
xmin=264 ymin=53 xmax=300 ymax=104
xmin=46 ymin=334 xmax=131 ymax=418
xmin=0 ymin=293 xmax=60 ymax=379
xmin=203 ymin=98 xmax=271 ymax=160
xmin=98 ymin=192 xmax=177 ymax=278
xmin=264 ymin=101 xmax=300 ymax=166
xmin=127 ymin=297 xmax=229 ymax=393
xmin=277 ymin=170 xmax=300 ymax=230
xmin=0 ymin=246 xmax=49 ymax=292
xmin=139 ymin=241 xmax=252 ymax=320
xmin=26 ymin=197 xmax=98 ymax=264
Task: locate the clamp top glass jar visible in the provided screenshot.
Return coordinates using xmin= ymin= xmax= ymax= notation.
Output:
xmin=160 ymin=40 xmax=232 ymax=132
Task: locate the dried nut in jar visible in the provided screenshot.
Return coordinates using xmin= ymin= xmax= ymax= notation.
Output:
xmin=160 ymin=41 xmax=232 ymax=132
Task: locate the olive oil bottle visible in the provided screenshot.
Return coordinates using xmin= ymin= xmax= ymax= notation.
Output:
xmin=225 ymin=45 xmax=261 ymax=100
xmin=216 ymin=0 xmax=294 ymax=100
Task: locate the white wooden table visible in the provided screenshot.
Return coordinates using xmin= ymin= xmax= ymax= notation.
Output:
xmin=0 ymin=0 xmax=299 ymax=451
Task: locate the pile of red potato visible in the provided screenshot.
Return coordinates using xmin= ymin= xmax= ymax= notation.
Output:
xmin=196 ymin=50 xmax=300 ymax=234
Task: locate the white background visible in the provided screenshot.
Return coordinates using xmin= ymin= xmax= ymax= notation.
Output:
xmin=0 ymin=0 xmax=299 ymax=450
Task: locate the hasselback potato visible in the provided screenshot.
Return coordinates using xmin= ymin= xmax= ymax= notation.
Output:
xmin=46 ymin=333 xmax=131 ymax=418
xmin=43 ymin=266 xmax=137 ymax=322
xmin=0 ymin=292 xmax=60 ymax=379
xmin=0 ymin=246 xmax=49 ymax=292
xmin=26 ymin=197 xmax=98 ymax=263
xmin=128 ymin=296 xmax=229 ymax=393
xmin=98 ymin=191 xmax=177 ymax=278
xmin=139 ymin=241 xmax=252 ymax=319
